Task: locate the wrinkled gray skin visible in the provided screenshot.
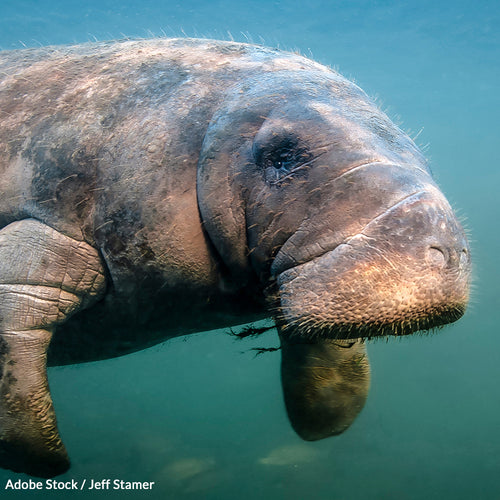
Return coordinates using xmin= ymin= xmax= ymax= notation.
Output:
xmin=0 ymin=39 xmax=470 ymax=478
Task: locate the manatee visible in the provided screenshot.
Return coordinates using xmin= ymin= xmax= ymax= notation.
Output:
xmin=0 ymin=38 xmax=471 ymax=477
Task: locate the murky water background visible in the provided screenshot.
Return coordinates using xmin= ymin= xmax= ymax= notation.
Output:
xmin=0 ymin=1 xmax=498 ymax=498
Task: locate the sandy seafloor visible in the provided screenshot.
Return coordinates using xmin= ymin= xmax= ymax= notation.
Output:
xmin=0 ymin=1 xmax=498 ymax=498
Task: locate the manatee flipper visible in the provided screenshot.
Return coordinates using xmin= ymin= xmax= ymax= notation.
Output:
xmin=279 ymin=335 xmax=370 ymax=440
xmin=0 ymin=219 xmax=105 ymax=477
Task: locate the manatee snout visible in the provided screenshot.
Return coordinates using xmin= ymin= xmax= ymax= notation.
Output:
xmin=276 ymin=185 xmax=471 ymax=339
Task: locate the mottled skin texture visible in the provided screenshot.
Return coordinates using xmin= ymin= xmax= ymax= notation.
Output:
xmin=0 ymin=38 xmax=470 ymax=477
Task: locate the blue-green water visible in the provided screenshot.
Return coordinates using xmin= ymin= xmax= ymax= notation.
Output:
xmin=0 ymin=1 xmax=498 ymax=498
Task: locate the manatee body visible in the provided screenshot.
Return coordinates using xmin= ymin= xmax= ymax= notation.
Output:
xmin=0 ymin=38 xmax=470 ymax=477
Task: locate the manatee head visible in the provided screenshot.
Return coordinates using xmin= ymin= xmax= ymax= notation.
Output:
xmin=198 ymin=67 xmax=471 ymax=340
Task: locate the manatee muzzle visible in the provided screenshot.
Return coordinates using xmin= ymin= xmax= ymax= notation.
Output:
xmin=275 ymin=186 xmax=471 ymax=339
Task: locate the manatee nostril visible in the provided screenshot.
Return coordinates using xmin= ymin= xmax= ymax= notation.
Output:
xmin=459 ymin=248 xmax=469 ymax=268
xmin=426 ymin=246 xmax=446 ymax=268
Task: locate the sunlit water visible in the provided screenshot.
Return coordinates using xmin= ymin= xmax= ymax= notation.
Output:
xmin=0 ymin=1 xmax=498 ymax=498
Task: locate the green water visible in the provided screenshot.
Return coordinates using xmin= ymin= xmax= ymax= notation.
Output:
xmin=0 ymin=1 xmax=498 ymax=498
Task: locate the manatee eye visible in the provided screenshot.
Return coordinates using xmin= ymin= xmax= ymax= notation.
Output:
xmin=267 ymin=148 xmax=296 ymax=171
xmin=253 ymin=136 xmax=312 ymax=186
